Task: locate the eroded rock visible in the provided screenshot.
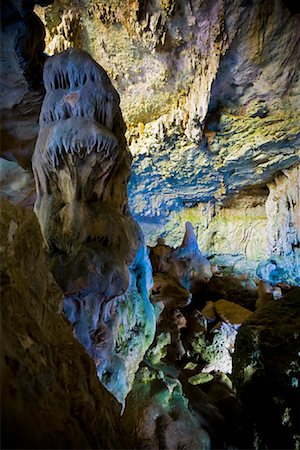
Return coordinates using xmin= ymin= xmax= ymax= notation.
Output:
xmin=32 ymin=48 xmax=156 ymax=405
xmin=186 ymin=321 xmax=238 ymax=375
xmin=150 ymin=222 xmax=212 ymax=292
xmin=34 ymin=0 xmax=300 ymax=285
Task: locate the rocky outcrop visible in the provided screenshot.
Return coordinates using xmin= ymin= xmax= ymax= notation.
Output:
xmin=36 ymin=0 xmax=300 ymax=284
xmin=126 ymin=1 xmax=299 ymax=250
xmin=0 ymin=199 xmax=122 ymax=450
xmin=2 ymin=1 xmax=299 ymax=448
xmin=232 ymin=288 xmax=300 ymax=449
xmin=32 ymin=48 xmax=156 ymax=405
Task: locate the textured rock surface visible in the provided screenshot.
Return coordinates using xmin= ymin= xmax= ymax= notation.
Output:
xmin=2 ymin=2 xmax=300 ymax=448
xmin=0 ymin=199 xmax=122 ymax=450
xmin=37 ymin=0 xmax=300 ymax=282
xmin=150 ymin=222 xmax=212 ymax=292
xmin=0 ymin=158 xmax=35 ymax=207
xmin=258 ymin=165 xmax=300 ymax=285
xmin=149 ymin=223 xmax=212 ymax=362
xmin=232 ymin=288 xmax=300 ymax=449
xmin=32 ymin=48 xmax=155 ymax=405
xmin=186 ymin=321 xmax=238 ymax=375
xmin=121 ymin=365 xmax=211 ymax=450
xmin=124 ymin=221 xmax=242 ymax=449
xmin=214 ymin=299 xmax=252 ymax=326
xmin=0 ymin=0 xmax=53 ymax=169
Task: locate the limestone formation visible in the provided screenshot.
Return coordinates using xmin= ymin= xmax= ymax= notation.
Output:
xmin=8 ymin=0 xmax=300 ymax=284
xmin=150 ymin=222 xmax=212 ymax=292
xmin=1 ymin=1 xmax=300 ymax=447
xmin=259 ymin=165 xmax=300 ymax=285
xmin=185 ymin=320 xmax=238 ymax=375
xmin=149 ymin=222 xmax=212 ymax=362
xmin=1 ymin=199 xmax=122 ymax=450
xmin=173 ymin=222 xmax=213 ymax=289
xmin=32 ymin=48 xmax=156 ymax=405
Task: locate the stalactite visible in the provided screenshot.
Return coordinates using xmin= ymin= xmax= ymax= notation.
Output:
xmin=32 ymin=48 xmax=156 ymax=406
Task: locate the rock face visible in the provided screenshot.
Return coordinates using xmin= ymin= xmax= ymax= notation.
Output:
xmin=232 ymin=288 xmax=300 ymax=449
xmin=0 ymin=199 xmax=122 ymax=450
xmin=32 ymin=48 xmax=156 ymax=405
xmin=258 ymin=165 xmax=300 ymax=285
xmin=0 ymin=0 xmax=53 ymax=169
xmin=37 ymin=0 xmax=300 ymax=283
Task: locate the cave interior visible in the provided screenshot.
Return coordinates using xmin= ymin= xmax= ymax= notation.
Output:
xmin=0 ymin=0 xmax=300 ymax=449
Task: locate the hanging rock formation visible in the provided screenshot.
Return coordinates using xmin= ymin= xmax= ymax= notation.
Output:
xmin=0 ymin=0 xmax=53 ymax=210
xmin=32 ymin=48 xmax=156 ymax=406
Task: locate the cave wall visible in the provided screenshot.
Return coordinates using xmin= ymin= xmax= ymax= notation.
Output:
xmin=0 ymin=199 xmax=123 ymax=449
xmin=0 ymin=0 xmax=52 ymax=167
xmin=0 ymin=0 xmax=51 ymax=207
xmin=35 ymin=0 xmax=300 ymax=283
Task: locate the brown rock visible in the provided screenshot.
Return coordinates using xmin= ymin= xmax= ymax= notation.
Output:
xmin=214 ymin=299 xmax=252 ymax=326
xmin=0 ymin=199 xmax=122 ymax=449
xmin=188 ymin=310 xmax=207 ymax=334
xmin=201 ymin=300 xmax=217 ymax=323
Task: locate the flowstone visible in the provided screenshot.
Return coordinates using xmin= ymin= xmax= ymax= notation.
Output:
xmin=32 ymin=48 xmax=156 ymax=405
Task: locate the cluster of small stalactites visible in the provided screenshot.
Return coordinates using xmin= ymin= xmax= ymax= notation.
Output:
xmin=40 ymin=48 xmax=120 ymax=133
xmin=40 ymin=85 xmax=118 ymax=131
xmin=43 ymin=48 xmax=119 ymax=101
xmin=39 ymin=117 xmax=119 ymax=168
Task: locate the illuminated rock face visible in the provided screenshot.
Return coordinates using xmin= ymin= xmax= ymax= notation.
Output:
xmin=258 ymin=165 xmax=300 ymax=285
xmin=32 ymin=48 xmax=155 ymax=405
xmin=37 ymin=0 xmax=300 ymax=283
